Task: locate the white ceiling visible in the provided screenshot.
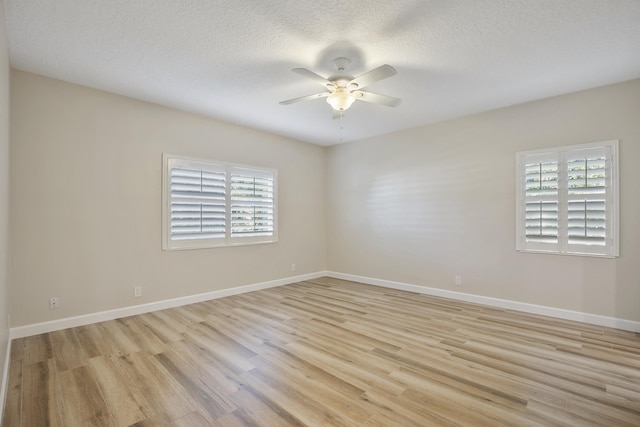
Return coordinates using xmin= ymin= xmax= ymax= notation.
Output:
xmin=4 ymin=1 xmax=640 ymax=146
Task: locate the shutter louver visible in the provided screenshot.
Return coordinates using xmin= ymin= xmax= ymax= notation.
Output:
xmin=170 ymin=167 xmax=226 ymax=241
xmin=230 ymin=170 xmax=274 ymax=237
xmin=524 ymin=159 xmax=559 ymax=244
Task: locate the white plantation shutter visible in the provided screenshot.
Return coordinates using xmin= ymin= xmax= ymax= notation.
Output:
xmin=163 ymin=154 xmax=277 ymax=250
xmin=516 ymin=141 xmax=618 ymax=257
xmin=170 ymin=165 xmax=226 ymax=241
xmin=523 ymin=153 xmax=559 ymax=247
xmin=230 ymin=168 xmax=275 ymax=238
xmin=565 ymin=145 xmax=615 ymax=255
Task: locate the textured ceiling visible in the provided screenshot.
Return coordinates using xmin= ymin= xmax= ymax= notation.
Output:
xmin=4 ymin=0 xmax=640 ymax=146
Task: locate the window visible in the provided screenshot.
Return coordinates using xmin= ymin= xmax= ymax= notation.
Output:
xmin=515 ymin=140 xmax=618 ymax=257
xmin=163 ymin=154 xmax=277 ymax=250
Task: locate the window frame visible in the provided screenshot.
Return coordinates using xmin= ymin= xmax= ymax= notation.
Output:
xmin=515 ymin=140 xmax=619 ymax=258
xmin=162 ymin=153 xmax=278 ymax=251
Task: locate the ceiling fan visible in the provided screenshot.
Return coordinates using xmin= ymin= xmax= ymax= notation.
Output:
xmin=279 ymin=57 xmax=401 ymax=115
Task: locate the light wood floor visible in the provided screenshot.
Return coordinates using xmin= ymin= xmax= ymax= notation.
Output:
xmin=3 ymin=277 xmax=640 ymax=426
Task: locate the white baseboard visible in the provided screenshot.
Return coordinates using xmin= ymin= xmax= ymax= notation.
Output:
xmin=327 ymin=271 xmax=640 ymax=333
xmin=10 ymin=271 xmax=327 ymax=339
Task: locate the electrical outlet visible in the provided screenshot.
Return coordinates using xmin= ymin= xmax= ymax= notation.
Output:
xmin=134 ymin=286 xmax=142 ymax=298
xmin=49 ymin=297 xmax=60 ymax=310
xmin=454 ymin=275 xmax=462 ymax=286
xmin=291 ymin=263 xmax=296 ymax=272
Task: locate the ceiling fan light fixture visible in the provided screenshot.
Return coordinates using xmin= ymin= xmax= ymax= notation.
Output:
xmin=326 ymin=87 xmax=356 ymax=111
xmin=281 ymin=59 xmax=400 ymax=114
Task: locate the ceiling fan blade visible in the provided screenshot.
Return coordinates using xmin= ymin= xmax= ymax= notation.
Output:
xmin=358 ymin=91 xmax=402 ymax=107
xmin=350 ymin=64 xmax=397 ymax=89
xmin=292 ymin=68 xmax=331 ymax=85
xmin=279 ymin=92 xmax=330 ymax=105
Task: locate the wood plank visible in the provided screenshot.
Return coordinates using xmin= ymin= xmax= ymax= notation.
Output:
xmin=164 ymin=338 xmax=245 ymax=395
xmin=58 ymin=365 xmax=116 ymax=426
xmin=22 ymin=333 xmax=53 ymax=365
xmin=21 ymin=359 xmax=65 ymax=427
xmin=116 ymin=316 xmax=167 ymax=354
xmin=1 ymin=358 xmax=22 ymax=427
xmin=115 ymin=351 xmax=198 ymax=421
xmin=87 ymin=354 xmax=154 ymax=426
xmin=9 ymin=337 xmax=24 ymax=361
xmin=169 ymin=411 xmax=214 ymax=427
xmin=250 ymin=349 xmax=373 ymax=424
xmin=98 ymin=319 xmax=141 ymax=355
xmin=74 ymin=323 xmax=116 ymax=358
xmin=240 ymin=368 xmax=357 ymax=427
xmin=181 ymin=327 xmax=256 ymax=375
xmin=227 ymin=387 xmax=306 ymax=427
xmin=50 ymin=328 xmax=88 ymax=371
xmin=154 ymin=350 xmax=236 ymax=420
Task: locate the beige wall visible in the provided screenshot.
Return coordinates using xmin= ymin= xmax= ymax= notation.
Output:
xmin=10 ymin=70 xmax=327 ymax=326
xmin=327 ymin=79 xmax=640 ymax=322
xmin=0 ymin=0 xmax=11 ymax=402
